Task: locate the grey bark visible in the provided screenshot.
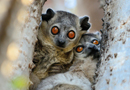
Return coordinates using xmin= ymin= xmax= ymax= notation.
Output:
xmin=0 ymin=0 xmax=46 ymax=90
xmin=95 ymin=0 xmax=130 ymax=90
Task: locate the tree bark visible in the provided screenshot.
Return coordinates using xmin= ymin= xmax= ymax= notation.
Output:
xmin=0 ymin=0 xmax=46 ymax=90
xmin=95 ymin=0 xmax=130 ymax=90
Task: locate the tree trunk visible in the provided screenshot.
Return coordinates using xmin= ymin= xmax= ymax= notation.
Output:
xmin=95 ymin=0 xmax=130 ymax=90
xmin=0 ymin=0 xmax=46 ymax=90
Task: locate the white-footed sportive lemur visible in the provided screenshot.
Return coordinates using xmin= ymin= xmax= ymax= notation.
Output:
xmin=36 ymin=32 xmax=101 ymax=90
xmin=29 ymin=8 xmax=91 ymax=90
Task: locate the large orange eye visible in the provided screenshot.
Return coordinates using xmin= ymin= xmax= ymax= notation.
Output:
xmin=76 ymin=46 xmax=84 ymax=53
xmin=93 ymin=40 xmax=99 ymax=45
xmin=67 ymin=30 xmax=75 ymax=39
xmin=51 ymin=26 xmax=59 ymax=35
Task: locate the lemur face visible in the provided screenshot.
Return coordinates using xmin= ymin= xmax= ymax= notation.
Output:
xmin=39 ymin=9 xmax=91 ymax=52
xmin=74 ymin=33 xmax=101 ymax=58
xmin=47 ymin=14 xmax=79 ymax=50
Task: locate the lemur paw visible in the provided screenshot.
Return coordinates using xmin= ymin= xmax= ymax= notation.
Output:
xmin=48 ymin=63 xmax=65 ymax=75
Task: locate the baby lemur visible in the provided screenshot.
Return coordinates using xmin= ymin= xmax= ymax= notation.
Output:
xmin=36 ymin=32 xmax=101 ymax=90
xmin=29 ymin=8 xmax=91 ymax=90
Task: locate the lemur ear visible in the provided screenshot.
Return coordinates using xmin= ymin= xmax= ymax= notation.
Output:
xmin=94 ymin=31 xmax=100 ymax=36
xmin=42 ymin=8 xmax=55 ymax=21
xmin=94 ymin=31 xmax=101 ymax=39
xmin=80 ymin=16 xmax=91 ymax=31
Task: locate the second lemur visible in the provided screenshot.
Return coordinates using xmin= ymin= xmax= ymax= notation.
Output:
xmin=36 ymin=32 xmax=101 ymax=90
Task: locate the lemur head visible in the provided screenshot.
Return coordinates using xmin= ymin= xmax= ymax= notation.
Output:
xmin=39 ymin=8 xmax=91 ymax=52
xmin=74 ymin=32 xmax=101 ymax=59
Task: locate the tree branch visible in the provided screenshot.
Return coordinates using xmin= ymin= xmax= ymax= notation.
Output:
xmin=0 ymin=0 xmax=47 ymax=90
xmin=95 ymin=0 xmax=130 ymax=90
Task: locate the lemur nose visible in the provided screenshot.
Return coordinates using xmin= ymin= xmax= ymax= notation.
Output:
xmin=88 ymin=44 xmax=98 ymax=51
xmin=88 ymin=44 xmax=94 ymax=49
xmin=58 ymin=39 xmax=65 ymax=45
xmin=57 ymin=39 xmax=65 ymax=48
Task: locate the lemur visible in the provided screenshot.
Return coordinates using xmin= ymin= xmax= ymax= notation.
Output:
xmin=29 ymin=8 xmax=91 ymax=90
xmin=36 ymin=32 xmax=101 ymax=90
